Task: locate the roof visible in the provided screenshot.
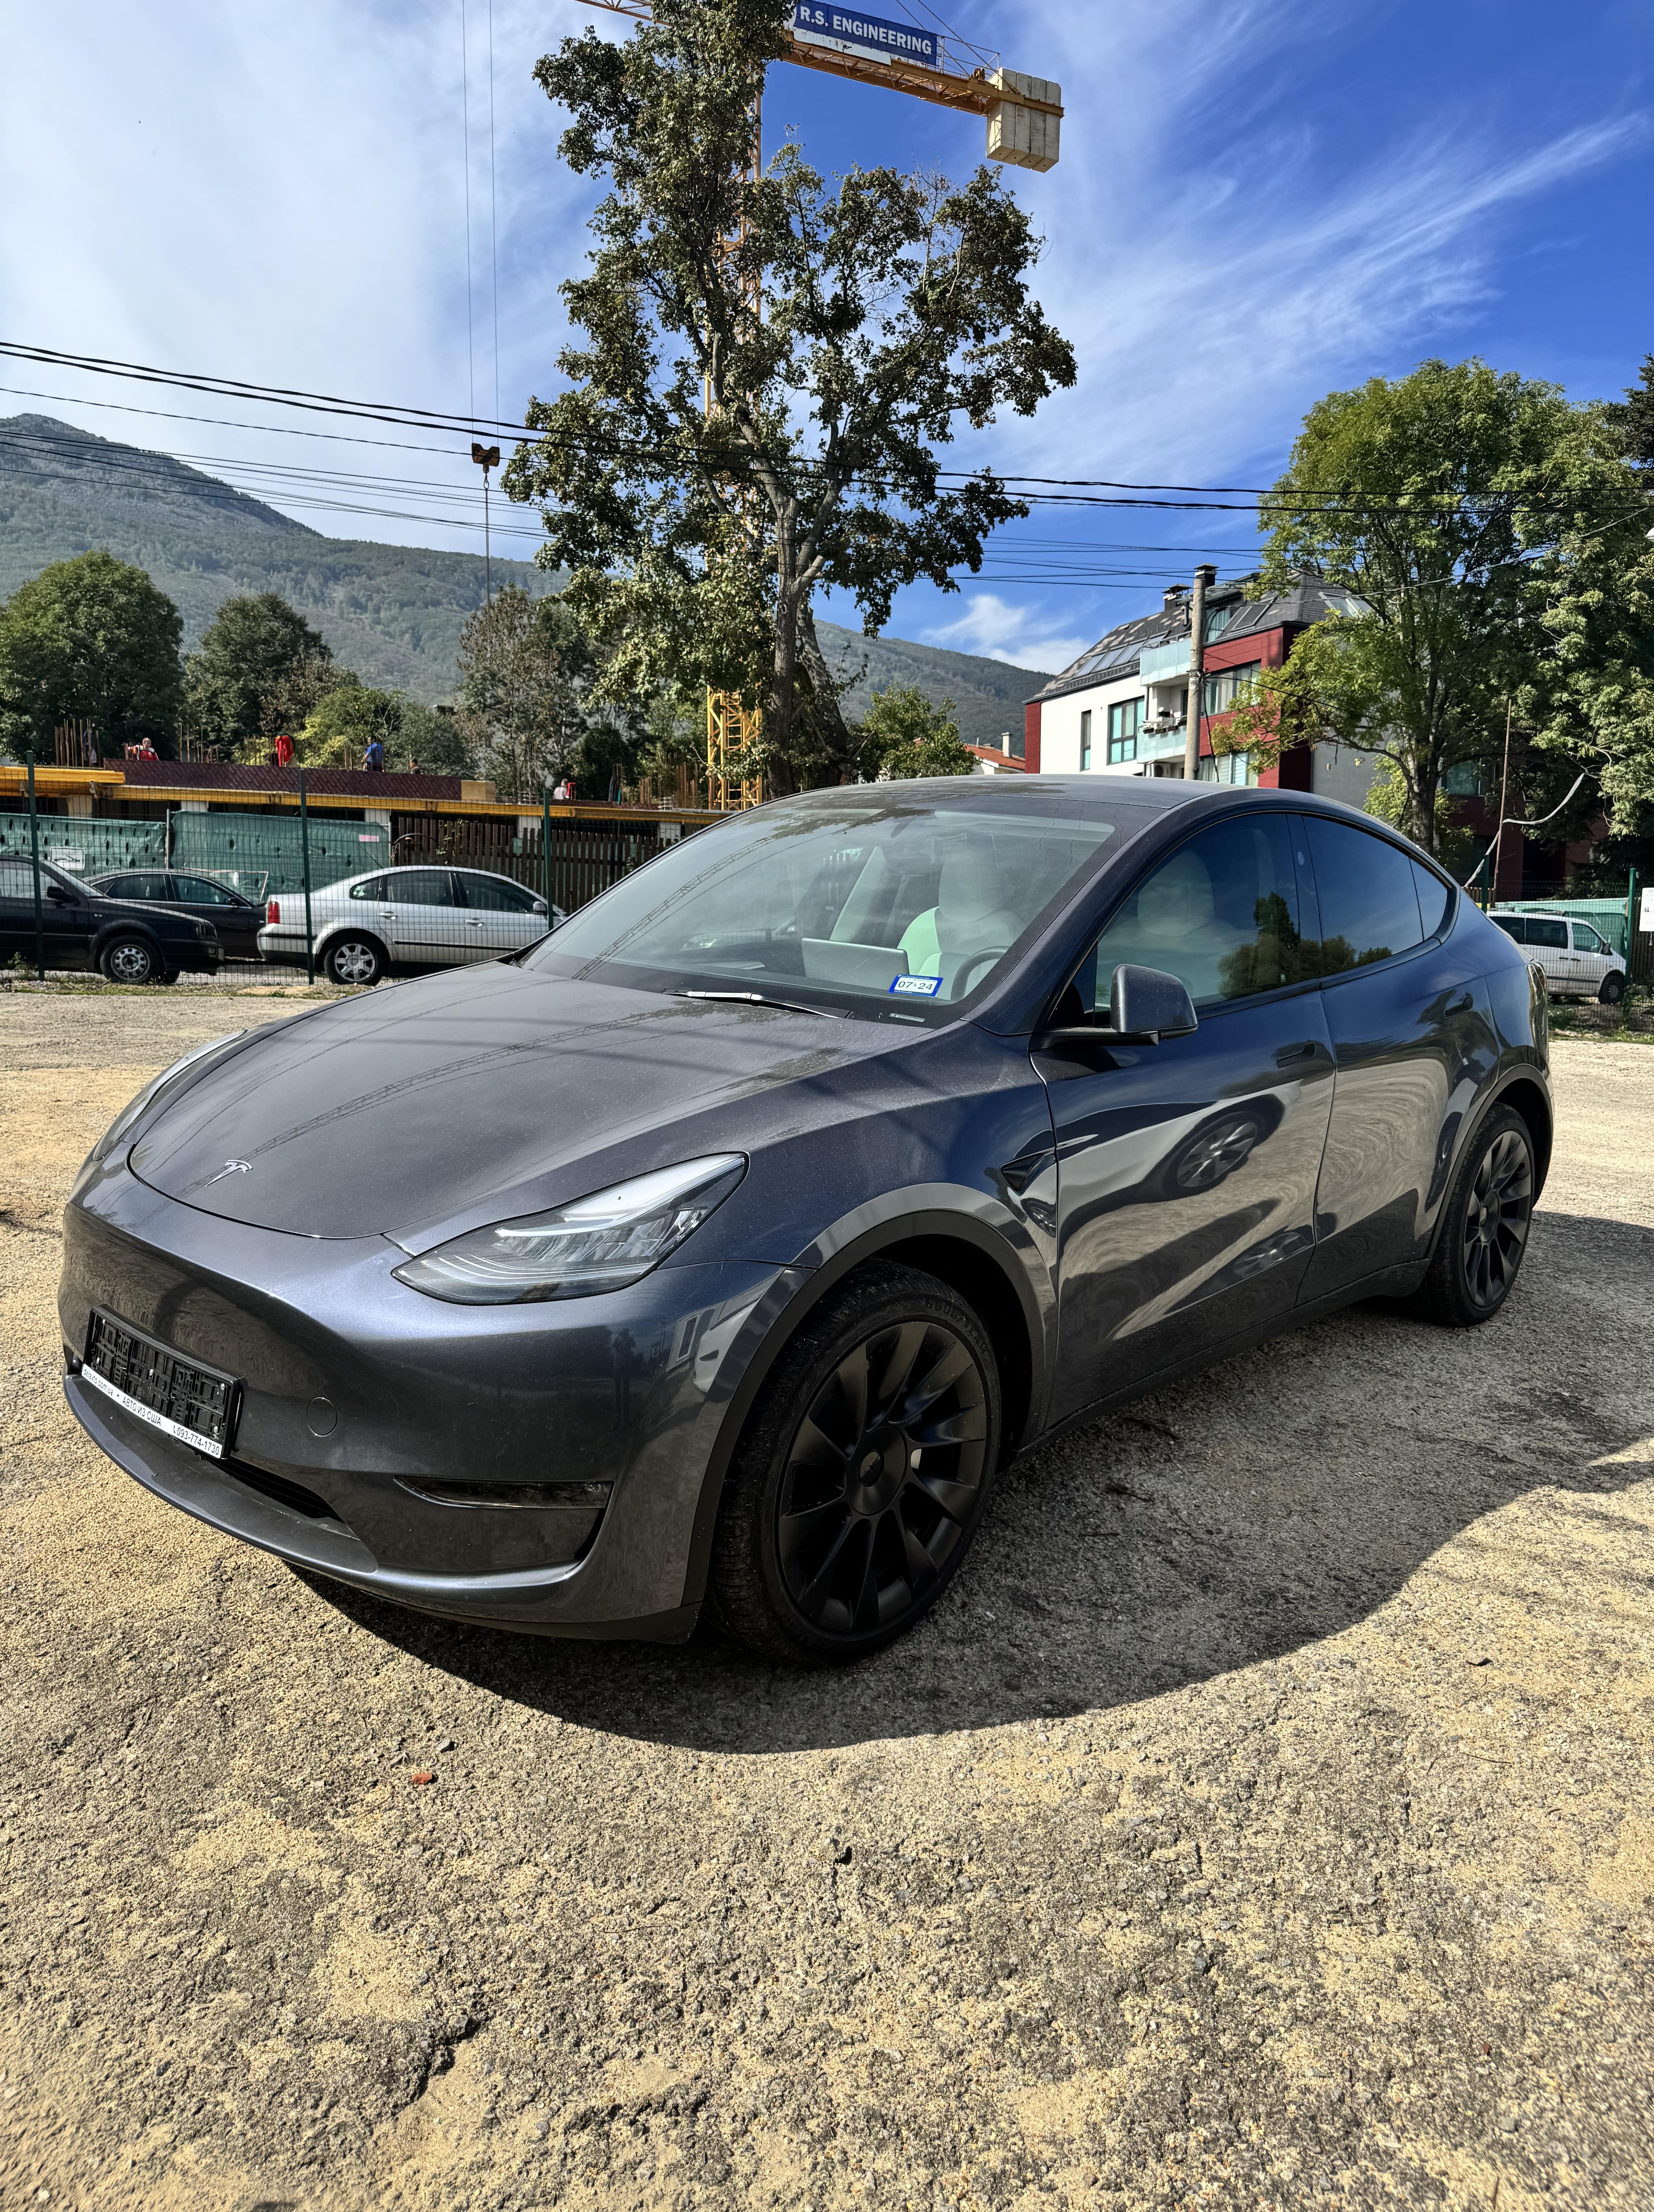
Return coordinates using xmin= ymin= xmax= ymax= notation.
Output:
xmin=1028 ymin=574 xmax=1367 ymax=706
xmin=119 ymin=760 xmax=465 ymax=802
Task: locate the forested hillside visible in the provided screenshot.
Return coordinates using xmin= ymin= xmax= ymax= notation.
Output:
xmin=0 ymin=415 xmax=1051 ymax=742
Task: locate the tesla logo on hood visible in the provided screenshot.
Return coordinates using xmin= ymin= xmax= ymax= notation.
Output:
xmin=206 ymin=1159 xmax=253 ymax=1183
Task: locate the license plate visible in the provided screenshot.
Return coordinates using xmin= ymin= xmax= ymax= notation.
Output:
xmin=80 ymin=1309 xmax=240 ymax=1460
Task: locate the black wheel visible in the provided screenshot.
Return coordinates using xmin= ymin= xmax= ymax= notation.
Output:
xmin=708 ymin=1262 xmax=1001 ymax=1666
xmin=323 ymin=934 xmax=386 ymax=987
xmin=1412 ymin=1104 xmax=1534 ymax=1327
xmin=1600 ymin=972 xmax=1625 ymax=1006
xmin=100 ymin=935 xmax=159 ymax=986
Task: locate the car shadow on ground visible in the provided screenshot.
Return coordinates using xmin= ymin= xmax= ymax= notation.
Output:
xmin=296 ymin=1207 xmax=1652 ymax=1755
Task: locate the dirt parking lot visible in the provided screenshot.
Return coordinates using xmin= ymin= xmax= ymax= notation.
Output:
xmin=2 ymin=989 xmax=1651 ymax=2212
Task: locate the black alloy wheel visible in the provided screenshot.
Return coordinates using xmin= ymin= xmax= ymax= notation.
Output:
xmin=1412 ymin=1103 xmax=1535 ymax=1328
xmin=324 ymin=934 xmax=386 ymax=988
xmin=709 ymin=1262 xmax=1001 ymax=1665
xmin=101 ymin=935 xmax=159 ymax=986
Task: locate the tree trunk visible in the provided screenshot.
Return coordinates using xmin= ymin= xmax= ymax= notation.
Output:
xmin=796 ymin=600 xmax=855 ymax=785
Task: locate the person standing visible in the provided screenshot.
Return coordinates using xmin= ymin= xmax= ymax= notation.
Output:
xmin=274 ymin=732 xmax=295 ymax=769
xmin=363 ymin=735 xmax=385 ymax=773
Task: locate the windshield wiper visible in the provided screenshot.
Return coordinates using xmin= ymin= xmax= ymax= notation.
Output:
xmin=676 ymin=990 xmax=843 ymax=1019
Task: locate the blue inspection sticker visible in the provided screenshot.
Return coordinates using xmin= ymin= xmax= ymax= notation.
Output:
xmin=890 ymin=973 xmax=943 ymax=997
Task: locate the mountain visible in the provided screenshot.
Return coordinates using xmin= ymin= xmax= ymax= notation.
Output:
xmin=0 ymin=415 xmax=1051 ymax=742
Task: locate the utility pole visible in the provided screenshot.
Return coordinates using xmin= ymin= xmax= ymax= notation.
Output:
xmin=472 ymin=441 xmax=501 ymax=603
xmin=26 ymin=747 xmax=45 ymax=982
xmin=1488 ymin=699 xmax=1513 ymax=907
xmin=1183 ymin=563 xmax=1216 ymax=782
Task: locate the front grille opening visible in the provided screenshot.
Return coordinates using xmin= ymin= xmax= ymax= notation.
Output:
xmin=222 ymin=1457 xmax=350 ymax=1528
xmin=395 ymin=1477 xmax=613 ymax=1511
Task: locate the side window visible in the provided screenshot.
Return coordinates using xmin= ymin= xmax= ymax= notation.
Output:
xmin=457 ymin=872 xmax=535 ymax=912
xmin=1525 ymin=917 xmax=1568 ymax=950
xmin=1572 ymin=922 xmax=1605 ymax=953
xmin=0 ymin=860 xmax=34 ymax=898
xmin=1491 ymin=915 xmax=1528 ymax=944
xmin=388 ymin=869 xmax=457 ymax=907
xmin=177 ymin=876 xmax=237 ymax=906
xmin=1411 ymin=859 xmax=1452 ymax=939
xmin=108 ymin=871 xmax=166 ymax=900
xmin=1304 ymin=819 xmax=1424 ymax=972
xmin=1068 ymin=815 xmax=1309 ymax=1016
xmin=350 ymin=876 xmax=387 ymax=900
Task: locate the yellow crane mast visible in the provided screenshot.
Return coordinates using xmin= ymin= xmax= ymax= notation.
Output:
xmin=577 ymin=0 xmax=1064 ymax=805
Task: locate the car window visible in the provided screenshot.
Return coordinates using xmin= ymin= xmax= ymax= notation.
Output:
xmin=349 ymin=876 xmax=388 ymax=900
xmin=1304 ymin=819 xmax=1425 ymax=971
xmin=0 ymin=860 xmax=35 ymax=899
xmin=1069 ymin=814 xmax=1311 ymax=1015
xmin=457 ymin=872 xmax=537 ymax=912
xmin=1571 ymin=921 xmax=1606 ymax=953
xmin=1525 ymin=917 xmax=1567 ymax=949
xmin=174 ymin=875 xmax=239 ymax=907
xmin=105 ymin=871 xmax=169 ymax=900
xmin=1491 ymin=914 xmax=1528 ymax=944
xmin=386 ymin=869 xmax=457 ymax=908
xmin=1411 ymin=859 xmax=1452 ymax=938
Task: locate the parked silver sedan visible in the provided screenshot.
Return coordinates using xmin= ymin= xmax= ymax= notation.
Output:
xmin=258 ymin=865 xmax=563 ymax=986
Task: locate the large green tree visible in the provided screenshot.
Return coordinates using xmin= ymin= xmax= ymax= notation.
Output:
xmin=854 ymin=685 xmax=975 ymax=780
xmin=0 ymin=551 xmax=183 ymax=759
xmin=507 ymin=0 xmax=1074 ymax=792
xmin=1243 ymin=358 xmax=1637 ymax=856
xmin=455 ymin=587 xmax=590 ymax=801
xmin=184 ymin=592 xmax=334 ymax=757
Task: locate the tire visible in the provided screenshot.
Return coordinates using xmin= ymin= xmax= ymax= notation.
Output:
xmin=1600 ymin=973 xmax=1625 ymax=1006
xmin=322 ymin=934 xmax=386 ymax=988
xmin=707 ymin=1262 xmax=1002 ymax=1666
xmin=1411 ymin=1103 xmax=1535 ymax=1328
xmin=100 ymin=935 xmax=160 ymax=986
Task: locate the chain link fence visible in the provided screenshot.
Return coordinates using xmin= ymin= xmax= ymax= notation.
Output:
xmin=2 ymin=801 xmax=690 ymax=989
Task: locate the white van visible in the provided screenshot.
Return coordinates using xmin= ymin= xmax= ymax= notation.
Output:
xmin=1490 ymin=910 xmax=1627 ymax=1004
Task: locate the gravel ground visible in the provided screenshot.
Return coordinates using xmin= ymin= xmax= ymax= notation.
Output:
xmin=2 ymin=997 xmax=1651 ymax=2212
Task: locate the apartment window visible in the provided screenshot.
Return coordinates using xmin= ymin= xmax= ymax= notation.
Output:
xmin=1203 ymin=660 xmax=1261 ymax=716
xmin=1107 ymin=697 xmax=1142 ymax=763
xmin=1079 ymin=709 xmax=1092 ymax=770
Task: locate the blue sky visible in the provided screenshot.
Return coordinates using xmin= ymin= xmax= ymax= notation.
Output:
xmin=2 ymin=0 xmax=1650 ymax=677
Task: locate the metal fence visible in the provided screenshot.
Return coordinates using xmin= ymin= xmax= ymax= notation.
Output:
xmin=3 ymin=799 xmax=691 ymax=990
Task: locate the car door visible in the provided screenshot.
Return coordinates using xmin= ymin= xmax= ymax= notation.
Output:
xmin=378 ymin=867 xmax=467 ymax=967
xmin=1569 ymin=919 xmax=1611 ymax=993
xmin=0 ymin=857 xmax=37 ymax=962
xmin=1040 ymin=811 xmax=1337 ymax=1425
xmin=1296 ymin=818 xmax=1501 ymax=1304
xmin=453 ymin=870 xmax=550 ymax=960
xmin=165 ymin=873 xmax=261 ymax=960
xmin=1522 ymin=914 xmax=1570 ymax=993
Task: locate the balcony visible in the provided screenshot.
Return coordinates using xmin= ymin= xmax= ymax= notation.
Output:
xmin=1138 ymin=721 xmax=1187 ymax=761
xmin=1139 ymin=640 xmax=1191 ymax=684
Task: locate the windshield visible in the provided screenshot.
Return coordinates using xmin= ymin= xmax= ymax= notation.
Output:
xmin=525 ymin=786 xmax=1126 ymax=1020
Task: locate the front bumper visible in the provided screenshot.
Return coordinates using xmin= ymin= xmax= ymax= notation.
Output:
xmin=60 ymin=1156 xmax=798 ymax=1637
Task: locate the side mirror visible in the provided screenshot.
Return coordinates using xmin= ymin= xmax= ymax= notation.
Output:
xmin=1035 ymin=963 xmax=1199 ymax=1052
xmin=46 ymin=884 xmax=70 ymax=905
xmin=1107 ymin=963 xmax=1198 ymax=1042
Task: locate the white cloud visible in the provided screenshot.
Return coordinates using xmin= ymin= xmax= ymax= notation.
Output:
xmin=918 ymin=593 xmax=1091 ymax=673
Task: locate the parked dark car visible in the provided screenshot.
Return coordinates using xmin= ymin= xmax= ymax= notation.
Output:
xmin=88 ymin=869 xmax=265 ymax=962
xmin=2 ymin=857 xmax=221 ymax=983
xmin=59 ymin=779 xmax=1549 ymax=1664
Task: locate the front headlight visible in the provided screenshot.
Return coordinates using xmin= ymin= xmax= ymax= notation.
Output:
xmin=86 ymin=1030 xmax=248 ymax=1168
xmin=393 ymin=1154 xmax=747 ymax=1305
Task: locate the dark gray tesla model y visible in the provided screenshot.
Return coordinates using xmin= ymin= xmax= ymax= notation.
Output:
xmin=60 ymin=777 xmax=1549 ymax=1664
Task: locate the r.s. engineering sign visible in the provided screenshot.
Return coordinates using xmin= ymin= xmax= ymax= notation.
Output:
xmin=791 ymin=3 xmax=939 ymax=67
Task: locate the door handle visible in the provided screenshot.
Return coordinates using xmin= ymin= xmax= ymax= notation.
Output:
xmin=1273 ymin=1040 xmax=1318 ymax=1066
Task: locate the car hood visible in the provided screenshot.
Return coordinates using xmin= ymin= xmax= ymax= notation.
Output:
xmin=127 ymin=962 xmax=898 ymax=1240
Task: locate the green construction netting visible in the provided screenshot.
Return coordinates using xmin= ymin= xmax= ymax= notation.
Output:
xmin=0 ymin=817 xmax=165 ymax=876
xmin=167 ymin=812 xmax=393 ymax=900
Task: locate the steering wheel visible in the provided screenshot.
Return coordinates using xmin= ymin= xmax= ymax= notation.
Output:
xmin=955 ymin=947 xmax=1011 ymax=997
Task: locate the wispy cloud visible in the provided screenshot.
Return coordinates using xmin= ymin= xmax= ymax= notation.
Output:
xmin=918 ymin=593 xmax=1091 ymax=672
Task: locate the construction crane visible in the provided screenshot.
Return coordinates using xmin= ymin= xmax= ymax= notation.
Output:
xmin=576 ymin=0 xmax=1064 ymax=805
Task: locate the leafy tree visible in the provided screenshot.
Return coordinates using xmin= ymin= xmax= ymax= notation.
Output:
xmin=1245 ymin=359 xmax=1630 ymax=856
xmin=0 ymin=550 xmax=182 ymax=759
xmin=299 ymin=682 xmax=402 ymax=768
xmin=184 ymin=592 xmax=333 ymax=756
xmin=854 ymin=685 xmax=975 ymax=780
xmin=455 ymin=587 xmax=589 ymax=801
xmin=392 ymin=699 xmax=478 ymax=779
xmin=1606 ymin=354 xmax=1654 ymax=471
xmin=507 ymin=0 xmax=1075 ymax=793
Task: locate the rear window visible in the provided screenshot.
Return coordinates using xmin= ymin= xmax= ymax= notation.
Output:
xmin=1491 ymin=915 xmax=1528 ymax=944
xmin=1305 ymin=819 xmax=1426 ymax=970
xmin=349 ymin=877 xmax=388 ymax=900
